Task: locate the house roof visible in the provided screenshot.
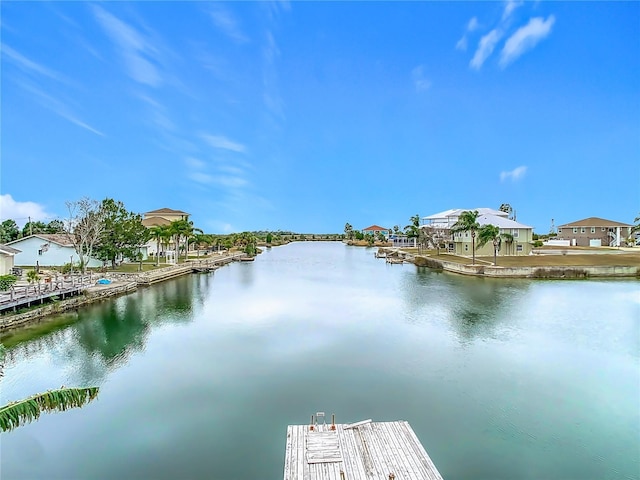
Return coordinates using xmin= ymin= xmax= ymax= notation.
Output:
xmin=144 ymin=208 xmax=190 ymax=216
xmin=478 ymin=214 xmax=532 ymax=229
xmin=423 ymin=207 xmax=508 ymax=220
xmin=557 ymin=217 xmax=632 ymax=228
xmin=142 ymin=216 xmax=173 ymax=227
xmin=362 ymin=225 xmax=389 ymax=231
xmin=0 ymin=244 xmax=21 ymax=255
xmin=7 ymin=233 xmax=74 ymax=247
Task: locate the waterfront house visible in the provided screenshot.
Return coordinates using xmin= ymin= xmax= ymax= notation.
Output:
xmin=0 ymin=244 xmax=21 ymax=275
xmin=142 ymin=208 xmax=190 ymax=227
xmin=142 ymin=208 xmax=191 ymax=257
xmin=557 ymin=217 xmax=633 ymax=247
xmin=422 ymin=208 xmax=533 ymax=256
xmin=362 ymin=225 xmax=390 ymax=237
xmin=7 ymin=234 xmax=102 ymax=268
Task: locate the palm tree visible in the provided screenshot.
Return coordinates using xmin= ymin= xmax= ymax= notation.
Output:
xmin=149 ymin=225 xmax=169 ymax=266
xmin=0 ymin=347 xmax=99 ymax=432
xmin=477 ymin=224 xmax=502 ymax=265
xmin=0 ymin=387 xmax=99 ymax=432
xmin=404 ymin=214 xmax=421 ymax=248
xmin=451 ymin=210 xmax=481 ymax=264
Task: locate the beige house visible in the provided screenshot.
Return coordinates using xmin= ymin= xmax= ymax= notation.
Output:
xmin=0 ymin=244 xmax=21 ymax=275
xmin=142 ymin=208 xmax=190 ymax=228
xmin=142 ymin=208 xmax=191 ymax=258
xmin=557 ymin=217 xmax=633 ymax=247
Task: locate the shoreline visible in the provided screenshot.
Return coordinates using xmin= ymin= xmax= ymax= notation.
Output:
xmin=377 ymin=248 xmax=640 ymax=279
xmin=0 ymin=253 xmax=246 ymax=334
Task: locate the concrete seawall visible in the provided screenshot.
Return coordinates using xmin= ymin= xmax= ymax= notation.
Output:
xmin=0 ymin=254 xmax=247 ymax=333
xmin=382 ymin=250 xmax=640 ymax=278
xmin=0 ymin=281 xmax=138 ymax=332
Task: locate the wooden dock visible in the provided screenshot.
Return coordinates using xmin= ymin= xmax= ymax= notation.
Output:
xmin=283 ymin=416 xmax=444 ymax=480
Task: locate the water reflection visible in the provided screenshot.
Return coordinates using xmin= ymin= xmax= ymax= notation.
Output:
xmin=401 ymin=267 xmax=530 ymax=343
xmin=3 ymin=275 xmax=203 ymax=380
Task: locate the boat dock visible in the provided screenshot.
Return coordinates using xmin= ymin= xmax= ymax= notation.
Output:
xmin=283 ymin=415 xmax=444 ymax=480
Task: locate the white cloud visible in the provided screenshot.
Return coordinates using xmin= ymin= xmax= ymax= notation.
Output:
xmin=200 ymin=134 xmax=247 ymax=153
xmin=208 ymin=4 xmax=249 ymax=44
xmin=411 ymin=65 xmax=431 ymax=92
xmin=502 ymin=0 xmax=524 ymax=22
xmin=188 ymin=172 xmax=215 ymax=184
xmin=455 ymin=16 xmax=479 ymax=51
xmin=1 ymin=44 xmax=69 ymax=84
xmin=470 ymin=29 xmax=502 ymax=70
xmin=500 ymin=166 xmax=528 ymax=182
xmin=184 ymin=157 xmax=207 ymax=169
xmin=0 ymin=194 xmax=54 ymax=227
xmin=17 ymin=82 xmax=104 ymax=136
xmin=500 ymin=16 xmax=556 ymax=67
xmin=92 ymin=6 xmax=162 ymax=87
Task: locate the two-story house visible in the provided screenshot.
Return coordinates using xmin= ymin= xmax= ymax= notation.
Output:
xmin=557 ymin=217 xmax=633 ymax=247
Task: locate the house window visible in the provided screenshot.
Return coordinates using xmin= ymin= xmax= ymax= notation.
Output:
xmin=591 ymin=227 xmax=596 ymax=233
xmin=464 ymin=244 xmax=469 ymax=251
xmin=573 ymin=228 xmax=578 ymax=233
xmin=602 ymin=227 xmax=606 ymax=232
xmin=512 ymin=229 xmax=519 ymax=238
xmin=517 ymin=244 xmax=523 ymax=252
xmin=38 ymin=249 xmax=43 ymax=255
xmin=580 ymin=227 xmax=586 ymax=233
xmin=558 ymin=228 xmax=562 ymax=234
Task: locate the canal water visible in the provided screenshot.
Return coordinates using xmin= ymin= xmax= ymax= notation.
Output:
xmin=1 ymin=242 xmax=638 ymax=480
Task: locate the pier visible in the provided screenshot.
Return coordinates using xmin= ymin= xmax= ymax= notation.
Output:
xmin=283 ymin=415 xmax=444 ymax=480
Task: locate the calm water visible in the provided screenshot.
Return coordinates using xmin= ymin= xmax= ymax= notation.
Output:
xmin=1 ymin=242 xmax=639 ymax=480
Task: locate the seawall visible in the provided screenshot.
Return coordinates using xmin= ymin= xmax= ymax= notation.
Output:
xmin=379 ymin=249 xmax=640 ymax=278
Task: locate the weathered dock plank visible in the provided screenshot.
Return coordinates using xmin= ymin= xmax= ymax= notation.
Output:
xmin=283 ymin=419 xmax=444 ymax=480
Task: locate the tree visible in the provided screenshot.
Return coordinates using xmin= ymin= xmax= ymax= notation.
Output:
xmin=0 ymin=346 xmax=99 ymax=433
xmin=344 ymin=223 xmax=354 ymax=240
xmin=149 ymin=225 xmax=170 ymax=266
xmin=46 ymin=219 xmax=66 ymax=234
xmin=499 ymin=203 xmax=514 ymax=220
xmin=404 ymin=214 xmax=421 ymax=247
xmin=393 ymin=225 xmax=401 ymax=235
xmin=65 ymin=198 xmax=105 ymax=273
xmin=0 ymin=387 xmax=99 ymax=433
xmin=169 ymin=219 xmax=194 ymax=262
xmin=22 ymin=221 xmax=47 ymax=237
xmin=477 ymin=224 xmax=502 ymax=265
xmin=451 ymin=210 xmax=481 ymax=264
xmin=632 ymin=213 xmax=640 ymax=235
xmin=94 ymin=199 xmax=149 ymax=269
xmin=0 ymin=220 xmax=20 ymax=243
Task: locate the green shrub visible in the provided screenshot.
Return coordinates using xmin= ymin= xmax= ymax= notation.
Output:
xmin=0 ymin=275 xmax=17 ymax=291
xmin=533 ymin=240 xmax=544 ymax=247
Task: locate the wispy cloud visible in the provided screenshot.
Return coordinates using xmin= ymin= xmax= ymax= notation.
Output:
xmin=200 ymin=133 xmax=247 ymax=153
xmin=502 ymin=0 xmax=524 ymax=22
xmin=500 ymin=16 xmax=555 ymax=67
xmin=184 ymin=152 xmax=250 ymax=191
xmin=456 ymin=16 xmax=479 ymax=51
xmin=0 ymin=194 xmax=54 ymax=227
xmin=470 ymin=29 xmax=502 ymax=70
xmin=500 ymin=166 xmax=528 ymax=182
xmin=208 ymin=4 xmax=249 ymax=44
xmin=18 ymin=81 xmax=104 ymax=136
xmin=1 ymin=44 xmax=70 ymax=84
xmin=411 ymin=65 xmax=431 ymax=92
xmin=92 ymin=5 xmax=162 ymax=87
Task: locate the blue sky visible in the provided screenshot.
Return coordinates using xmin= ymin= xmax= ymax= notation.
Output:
xmin=1 ymin=1 xmax=638 ymax=234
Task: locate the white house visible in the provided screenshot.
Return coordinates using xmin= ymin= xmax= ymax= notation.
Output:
xmin=7 ymin=234 xmax=102 ymax=268
xmin=0 ymin=244 xmax=21 ymax=275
